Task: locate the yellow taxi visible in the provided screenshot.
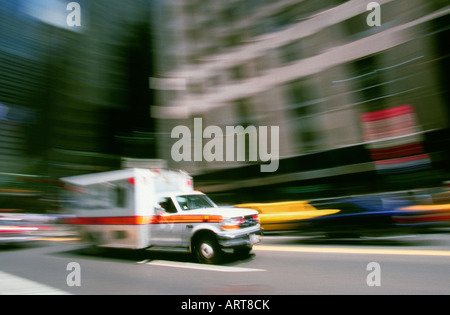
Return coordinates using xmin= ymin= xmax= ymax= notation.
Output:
xmin=234 ymin=200 xmax=339 ymax=232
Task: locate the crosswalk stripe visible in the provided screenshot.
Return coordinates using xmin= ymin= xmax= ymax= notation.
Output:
xmin=145 ymin=260 xmax=265 ymax=272
xmin=0 ymin=271 xmax=72 ymax=295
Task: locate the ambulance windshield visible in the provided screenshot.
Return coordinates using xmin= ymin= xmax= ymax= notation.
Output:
xmin=175 ymin=194 xmax=216 ymax=211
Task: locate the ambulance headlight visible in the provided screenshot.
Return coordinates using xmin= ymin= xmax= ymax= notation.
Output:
xmin=221 ymin=217 xmax=244 ymax=230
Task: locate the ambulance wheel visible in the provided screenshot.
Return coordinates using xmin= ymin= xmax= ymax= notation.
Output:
xmin=235 ymin=246 xmax=252 ymax=257
xmin=194 ymin=237 xmax=222 ymax=264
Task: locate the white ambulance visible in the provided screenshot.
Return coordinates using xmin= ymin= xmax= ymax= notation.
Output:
xmin=61 ymin=168 xmax=261 ymax=264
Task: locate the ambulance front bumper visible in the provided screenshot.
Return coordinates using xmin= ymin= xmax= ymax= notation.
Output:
xmin=216 ymin=226 xmax=262 ymax=248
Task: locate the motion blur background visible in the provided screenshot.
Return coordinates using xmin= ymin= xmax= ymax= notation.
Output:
xmin=1 ymin=0 xmax=450 ymax=213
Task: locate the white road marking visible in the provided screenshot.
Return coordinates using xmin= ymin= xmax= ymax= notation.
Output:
xmin=137 ymin=259 xmax=151 ymax=264
xmin=145 ymin=260 xmax=266 ymax=272
xmin=253 ymin=245 xmax=450 ymax=257
xmin=0 ymin=271 xmax=72 ymax=295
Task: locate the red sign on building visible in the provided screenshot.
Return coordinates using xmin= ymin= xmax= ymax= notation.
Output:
xmin=361 ymin=104 xmax=430 ymax=174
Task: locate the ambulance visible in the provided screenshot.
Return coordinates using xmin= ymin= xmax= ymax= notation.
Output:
xmin=61 ymin=168 xmax=261 ymax=264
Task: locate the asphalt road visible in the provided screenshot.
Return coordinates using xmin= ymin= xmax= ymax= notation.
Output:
xmin=1 ymin=233 xmax=450 ymax=296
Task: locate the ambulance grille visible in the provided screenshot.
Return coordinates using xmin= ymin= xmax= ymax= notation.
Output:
xmin=240 ymin=215 xmax=258 ymax=228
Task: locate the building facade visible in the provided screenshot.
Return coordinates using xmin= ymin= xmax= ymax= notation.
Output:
xmin=152 ymin=0 xmax=450 ymax=201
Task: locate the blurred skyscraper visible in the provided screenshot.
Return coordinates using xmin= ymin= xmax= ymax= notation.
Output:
xmin=0 ymin=0 xmax=158 ymax=211
xmin=152 ymin=0 xmax=450 ymax=201
xmin=0 ymin=0 xmax=157 ymax=179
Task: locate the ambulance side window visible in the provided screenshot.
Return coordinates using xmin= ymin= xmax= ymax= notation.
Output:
xmin=158 ymin=197 xmax=178 ymax=213
xmin=116 ymin=187 xmax=126 ymax=208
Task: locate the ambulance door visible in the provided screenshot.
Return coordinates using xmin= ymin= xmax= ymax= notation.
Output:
xmin=152 ymin=196 xmax=183 ymax=247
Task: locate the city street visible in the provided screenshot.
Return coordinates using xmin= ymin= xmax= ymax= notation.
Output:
xmin=2 ymin=2 xmax=450 ymax=309
xmin=1 ymin=233 xmax=449 ymax=296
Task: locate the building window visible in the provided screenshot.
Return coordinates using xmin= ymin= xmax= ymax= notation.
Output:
xmin=278 ymin=40 xmax=302 ymax=64
xmin=350 ymin=55 xmax=384 ymax=111
xmin=285 ymin=78 xmax=320 ymax=151
xmin=229 ymin=64 xmax=246 ymax=81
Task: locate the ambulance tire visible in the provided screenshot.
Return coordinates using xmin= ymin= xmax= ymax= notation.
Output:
xmin=234 ymin=246 xmax=252 ymax=258
xmin=194 ymin=236 xmax=223 ymax=265
xmin=82 ymin=232 xmax=105 ymax=256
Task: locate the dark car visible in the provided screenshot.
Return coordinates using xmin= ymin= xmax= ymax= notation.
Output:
xmin=301 ymin=196 xmax=420 ymax=238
